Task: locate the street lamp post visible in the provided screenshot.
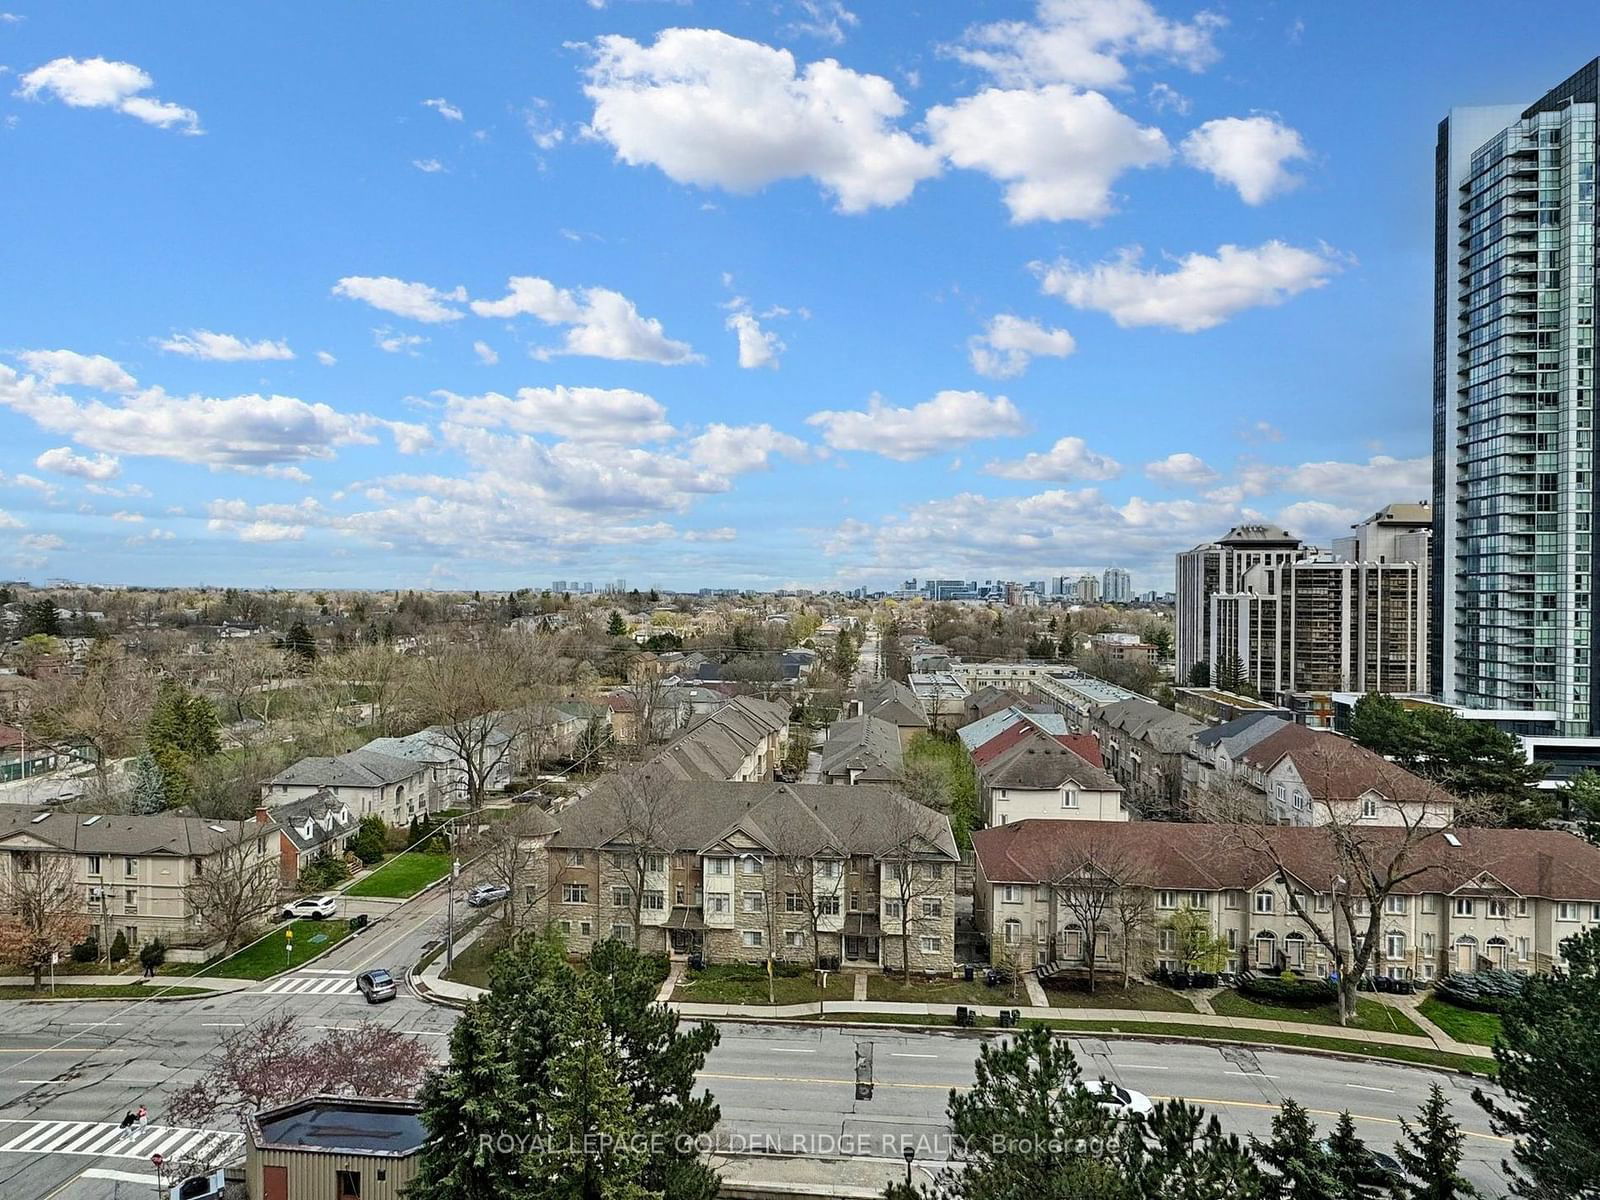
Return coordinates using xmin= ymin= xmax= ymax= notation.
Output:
xmin=446 ymin=857 xmax=461 ymax=970
xmin=902 ymin=1145 xmax=914 ymax=1187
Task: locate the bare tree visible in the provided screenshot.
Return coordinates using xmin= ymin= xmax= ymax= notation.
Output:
xmin=25 ymin=641 xmax=154 ymax=805
xmin=206 ymin=640 xmax=290 ymax=726
xmin=607 ymin=770 xmax=682 ymax=953
xmin=1110 ymin=877 xmax=1158 ymax=989
xmin=470 ymin=807 xmax=548 ymax=936
xmin=183 ymin=826 xmax=281 ymax=953
xmin=1048 ymin=838 xmax=1130 ymax=994
xmin=404 ymin=635 xmax=536 ymax=809
xmin=622 ymin=655 xmax=669 ymax=754
xmin=876 ymin=798 xmax=954 ymax=977
xmin=1214 ymin=743 xmax=1468 ymax=1026
xmin=0 ymin=853 xmax=88 ymax=990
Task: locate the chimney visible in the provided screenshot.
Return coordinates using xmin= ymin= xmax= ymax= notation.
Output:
xmin=254 ymin=806 xmax=271 ymax=825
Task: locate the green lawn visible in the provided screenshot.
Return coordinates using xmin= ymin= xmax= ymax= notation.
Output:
xmin=1419 ymin=996 xmax=1504 ymax=1047
xmin=0 ymin=984 xmax=207 ymax=1000
xmin=346 ymin=851 xmax=454 ymax=898
xmin=674 ymin=963 xmax=838 ymax=1006
xmin=1210 ymin=990 xmax=1425 ymax=1037
xmin=442 ymin=932 xmax=505 ymax=991
xmin=1043 ymin=979 xmax=1198 ymax=1013
xmin=204 ymin=919 xmax=355 ymax=980
xmin=867 ymin=973 xmax=1024 ymax=1006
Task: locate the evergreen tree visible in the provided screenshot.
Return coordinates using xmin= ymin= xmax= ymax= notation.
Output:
xmin=128 ymin=751 xmax=168 ymax=814
xmin=1396 ymin=1084 xmax=1479 ymax=1200
xmin=283 ymin=620 xmax=318 ymax=664
xmin=1323 ymin=1111 xmax=1385 ymax=1198
xmin=411 ymin=1006 xmax=526 ymax=1199
xmin=1566 ymin=769 xmax=1600 ymax=844
xmin=607 ymin=610 xmax=628 ymax=637
xmin=109 ymin=930 xmax=129 ymax=962
xmin=19 ymin=598 xmax=61 ymax=637
xmin=1215 ymin=653 xmax=1247 ymax=694
xmin=1120 ymin=1099 xmax=1264 ymax=1199
xmin=1186 ymin=661 xmax=1211 ymax=688
xmin=1475 ymin=925 xmax=1600 ymax=1198
xmin=1252 ymin=1099 xmax=1337 ymax=1200
xmin=1346 ymin=692 xmax=1415 ymax=761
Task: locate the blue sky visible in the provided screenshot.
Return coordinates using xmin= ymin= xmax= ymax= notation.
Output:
xmin=2 ymin=2 xmax=1598 ymax=593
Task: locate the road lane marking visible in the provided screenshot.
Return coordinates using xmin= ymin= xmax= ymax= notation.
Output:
xmin=1224 ymin=1071 xmax=1278 ymax=1078
xmin=890 ymin=1053 xmax=938 ymax=1059
xmin=1347 ymin=1084 xmax=1395 ymax=1093
xmin=62 ymin=1023 xmax=123 ymax=1027
xmin=82 ymin=1170 xmax=158 ymax=1186
xmin=768 ymin=1048 xmax=815 ymax=1054
xmin=201 ymin=1022 xmax=245 ymax=1027
xmin=1120 ymin=1065 xmax=1169 ymax=1071
xmin=0 ymin=1048 xmax=127 ymax=1055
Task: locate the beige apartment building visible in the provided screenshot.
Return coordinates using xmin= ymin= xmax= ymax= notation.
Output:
xmin=535 ymin=779 xmax=959 ymax=973
xmin=973 ymin=819 xmax=1600 ymax=981
xmin=0 ymin=805 xmax=281 ymax=960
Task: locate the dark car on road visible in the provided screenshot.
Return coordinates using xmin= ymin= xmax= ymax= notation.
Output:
xmin=357 ymin=969 xmax=397 ymax=1004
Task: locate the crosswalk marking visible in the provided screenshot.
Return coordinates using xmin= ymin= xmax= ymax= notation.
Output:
xmin=255 ymin=975 xmax=357 ymax=996
xmin=0 ymin=1118 xmax=242 ymax=1164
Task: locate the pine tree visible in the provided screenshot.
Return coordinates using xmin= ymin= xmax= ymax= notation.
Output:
xmin=1324 ymin=1111 xmax=1385 ymax=1198
xmin=283 ymin=620 xmax=317 ymax=664
xmin=1122 ymin=1099 xmax=1264 ymax=1198
xmin=410 ymin=1005 xmax=526 ymax=1199
xmin=1396 ymin=1084 xmax=1479 ymax=1200
xmin=1253 ymin=1099 xmax=1337 ymax=1200
xmin=607 ymin=610 xmax=628 ymax=637
xmin=128 ymin=752 xmax=167 ymax=814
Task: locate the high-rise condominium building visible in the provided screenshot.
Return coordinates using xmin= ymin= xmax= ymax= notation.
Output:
xmin=1074 ymin=574 xmax=1101 ymax=604
xmin=1175 ymin=524 xmax=1307 ymax=682
xmin=1102 ymin=567 xmax=1133 ymax=604
xmin=1433 ymin=59 xmax=1598 ymax=734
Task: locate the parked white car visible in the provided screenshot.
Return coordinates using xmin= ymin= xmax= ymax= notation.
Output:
xmin=280 ymin=895 xmax=338 ymax=921
xmin=466 ymin=883 xmax=510 ymax=908
xmin=1078 ymin=1080 xmax=1155 ymax=1119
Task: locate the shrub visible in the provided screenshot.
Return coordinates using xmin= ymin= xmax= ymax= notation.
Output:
xmin=1436 ymin=968 xmax=1527 ymax=1013
xmin=350 ymin=815 xmax=387 ymax=865
xmin=109 ymin=930 xmax=129 ymax=963
xmin=139 ymin=939 xmax=167 ymax=972
xmin=71 ymin=937 xmax=100 ymax=964
xmin=1237 ymin=974 xmax=1336 ymax=1007
xmin=297 ymin=852 xmax=352 ymax=893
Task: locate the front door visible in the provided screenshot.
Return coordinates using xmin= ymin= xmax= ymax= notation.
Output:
xmin=669 ymin=929 xmax=703 ymax=954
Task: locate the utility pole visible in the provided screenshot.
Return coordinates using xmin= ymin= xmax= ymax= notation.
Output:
xmin=446 ymin=857 xmax=461 ymax=970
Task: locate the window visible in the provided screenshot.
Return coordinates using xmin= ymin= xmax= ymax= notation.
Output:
xmin=920 ymin=935 xmax=942 ymax=953
xmin=579 ymin=921 xmax=593 ymax=937
xmin=818 ymin=894 xmax=841 ymax=916
xmin=1253 ymin=931 xmax=1277 ymax=967
xmin=610 ymin=923 xmax=630 ymax=941
xmin=1488 ymin=899 xmax=1509 ymax=919
xmin=123 ymin=856 xmax=139 ymax=879
xmin=1285 ymin=933 xmax=1307 ymax=968
xmin=1225 ymin=928 xmax=1238 ymax=951
xmin=884 ymin=899 xmax=903 ymax=919
xmin=923 ymin=898 xmax=943 ymax=918
xmin=1353 ymin=898 xmax=1371 ymax=917
xmin=1420 ymin=933 xmax=1436 ymax=956
xmin=123 ymin=888 xmax=138 ymax=914
xmin=706 ymin=895 xmax=729 ymax=915
xmin=849 ymin=891 xmax=860 ymax=911
xmin=611 ymin=886 xmax=631 ymax=908
xmin=1224 ymin=891 xmax=1241 ymax=910
xmin=1359 ymin=795 xmax=1379 ymax=819
xmin=562 ymin=883 xmax=589 ymax=905
xmin=1385 ymin=931 xmax=1406 ymax=961
xmin=741 ymin=929 xmax=763 ymax=948
xmin=641 ymin=890 xmax=665 ymax=912
xmin=1254 ymin=891 xmax=1274 ymax=914
xmin=1516 ymin=937 xmax=1531 ymax=961
xmin=1061 ymin=791 xmax=1078 ymax=810
xmin=1558 ymin=902 xmax=1582 ymax=921
xmin=1314 ymin=893 xmax=1331 ymax=913
xmin=566 ymin=850 xmax=585 ymax=867
xmin=785 ymin=930 xmax=805 ymax=949
xmin=927 ymin=864 xmax=944 ymax=879
xmin=1156 ymin=890 xmax=1177 ymax=910
xmin=86 ymin=855 xmax=102 ymax=877
xmin=1421 ymin=895 xmax=1438 ymax=915
xmin=1384 ymin=895 xmax=1409 ymax=915
xmin=785 ymin=892 xmax=804 ymax=913
xmin=1000 ymin=885 xmax=1022 ymax=904
xmin=1157 ymin=928 xmax=1175 ymax=953
xmin=1455 ymin=898 xmax=1476 ymax=917
xmin=817 ymin=860 xmax=842 ymax=879
xmin=643 ymin=853 xmax=665 ymax=874
xmin=610 ymin=851 xmax=627 ymax=870
xmin=1188 ymin=891 xmax=1206 ymax=909
xmin=1003 ymin=919 xmax=1022 ymax=945
xmin=336 ymin=1169 xmax=361 ymax=1199
xmin=742 ymin=891 xmax=764 ymax=914
xmin=706 ymin=857 xmax=730 ymax=876
xmin=739 ymin=856 xmax=764 ymax=876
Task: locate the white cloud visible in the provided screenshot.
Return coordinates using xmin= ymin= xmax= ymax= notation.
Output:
xmin=683 ymin=526 xmax=737 ymax=542
xmin=686 ymin=423 xmax=808 ymax=473
xmin=927 ymin=84 xmax=1168 ymax=222
xmin=1144 ymin=451 xmax=1219 ymax=486
xmin=19 ymin=532 xmax=64 ymax=551
xmin=442 ymin=386 xmax=677 ymax=443
xmin=582 ymin=28 xmax=939 ymax=213
xmin=1036 ymin=240 xmax=1341 ymax=332
xmin=156 ymin=330 xmax=295 ymax=362
xmin=0 ymin=509 xmax=21 ymax=528
xmin=1281 ymin=455 xmax=1429 ymax=504
xmin=1147 ymin=81 xmax=1189 ymax=115
xmin=470 ymin=276 xmax=699 ymax=365
xmin=35 ymin=446 xmax=120 ymax=480
xmin=411 ymin=157 xmax=446 ymax=174
xmin=967 ymin=314 xmax=1075 ymax=378
xmin=374 ymin=328 xmax=428 ymax=355
xmin=726 ymin=312 xmax=784 ymax=369
xmin=16 ymin=56 xmax=200 ymax=133
xmin=333 ymin=275 xmax=466 ymax=323
xmin=1181 ymin=115 xmax=1310 ymax=205
xmin=110 ymin=510 xmax=143 ymax=523
xmin=0 ymin=363 xmax=371 ymax=471
xmin=16 ymin=349 xmax=137 ymax=393
xmin=472 ymin=340 xmax=499 ymax=366
xmin=983 ymin=435 xmax=1121 ymax=481
xmin=787 ymin=1 xmax=858 ymax=44
xmin=316 ymin=350 xmax=337 ymax=366
xmin=807 ymin=390 xmax=1028 ymax=461
xmin=422 ymin=97 xmax=463 ymax=121
xmin=1276 ymin=500 xmax=1363 ymax=545
xmin=951 ymin=0 xmax=1225 ymax=90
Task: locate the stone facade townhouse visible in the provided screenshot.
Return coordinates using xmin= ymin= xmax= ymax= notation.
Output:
xmin=973 ymin=818 xmax=1600 ymax=982
xmin=642 ymin=695 xmax=790 ymax=783
xmin=534 ymin=779 xmax=959 ymax=974
xmin=0 ymin=805 xmax=281 ymax=961
xmin=1078 ymin=699 xmax=1203 ymax=820
xmin=817 ymin=714 xmax=903 ymax=784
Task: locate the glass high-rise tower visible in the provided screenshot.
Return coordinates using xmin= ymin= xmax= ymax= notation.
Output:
xmin=1433 ymin=59 xmax=1599 ymax=734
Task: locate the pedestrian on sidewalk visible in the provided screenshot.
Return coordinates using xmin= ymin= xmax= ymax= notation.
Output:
xmin=118 ymin=1110 xmax=138 ymax=1139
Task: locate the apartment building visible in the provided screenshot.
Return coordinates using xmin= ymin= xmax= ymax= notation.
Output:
xmin=0 ymin=805 xmax=280 ymax=960
xmin=264 ymin=747 xmax=433 ymax=826
xmin=1176 ymin=523 xmax=1308 ymax=682
xmin=536 ymin=780 xmax=959 ymax=973
xmin=973 ymin=818 xmax=1600 ymax=980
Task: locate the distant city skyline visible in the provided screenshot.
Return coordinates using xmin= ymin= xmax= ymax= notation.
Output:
xmin=3 ymin=6 xmax=1598 ymax=591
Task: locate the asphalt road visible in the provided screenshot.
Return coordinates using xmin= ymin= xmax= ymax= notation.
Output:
xmin=0 ymin=887 xmax=1515 ymax=1198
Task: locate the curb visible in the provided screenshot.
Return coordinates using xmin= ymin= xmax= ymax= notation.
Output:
xmin=14 ymin=988 xmax=220 ymax=1005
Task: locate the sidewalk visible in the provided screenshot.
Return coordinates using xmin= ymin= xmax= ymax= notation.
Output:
xmin=0 ymin=974 xmax=257 ymax=994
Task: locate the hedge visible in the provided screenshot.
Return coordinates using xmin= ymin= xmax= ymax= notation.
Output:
xmin=1237 ymin=974 xmax=1338 ymax=1007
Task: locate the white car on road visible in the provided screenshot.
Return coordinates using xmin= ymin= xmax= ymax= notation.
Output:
xmin=1079 ymin=1080 xmax=1155 ymax=1120
xmin=280 ymin=895 xmax=338 ymax=921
